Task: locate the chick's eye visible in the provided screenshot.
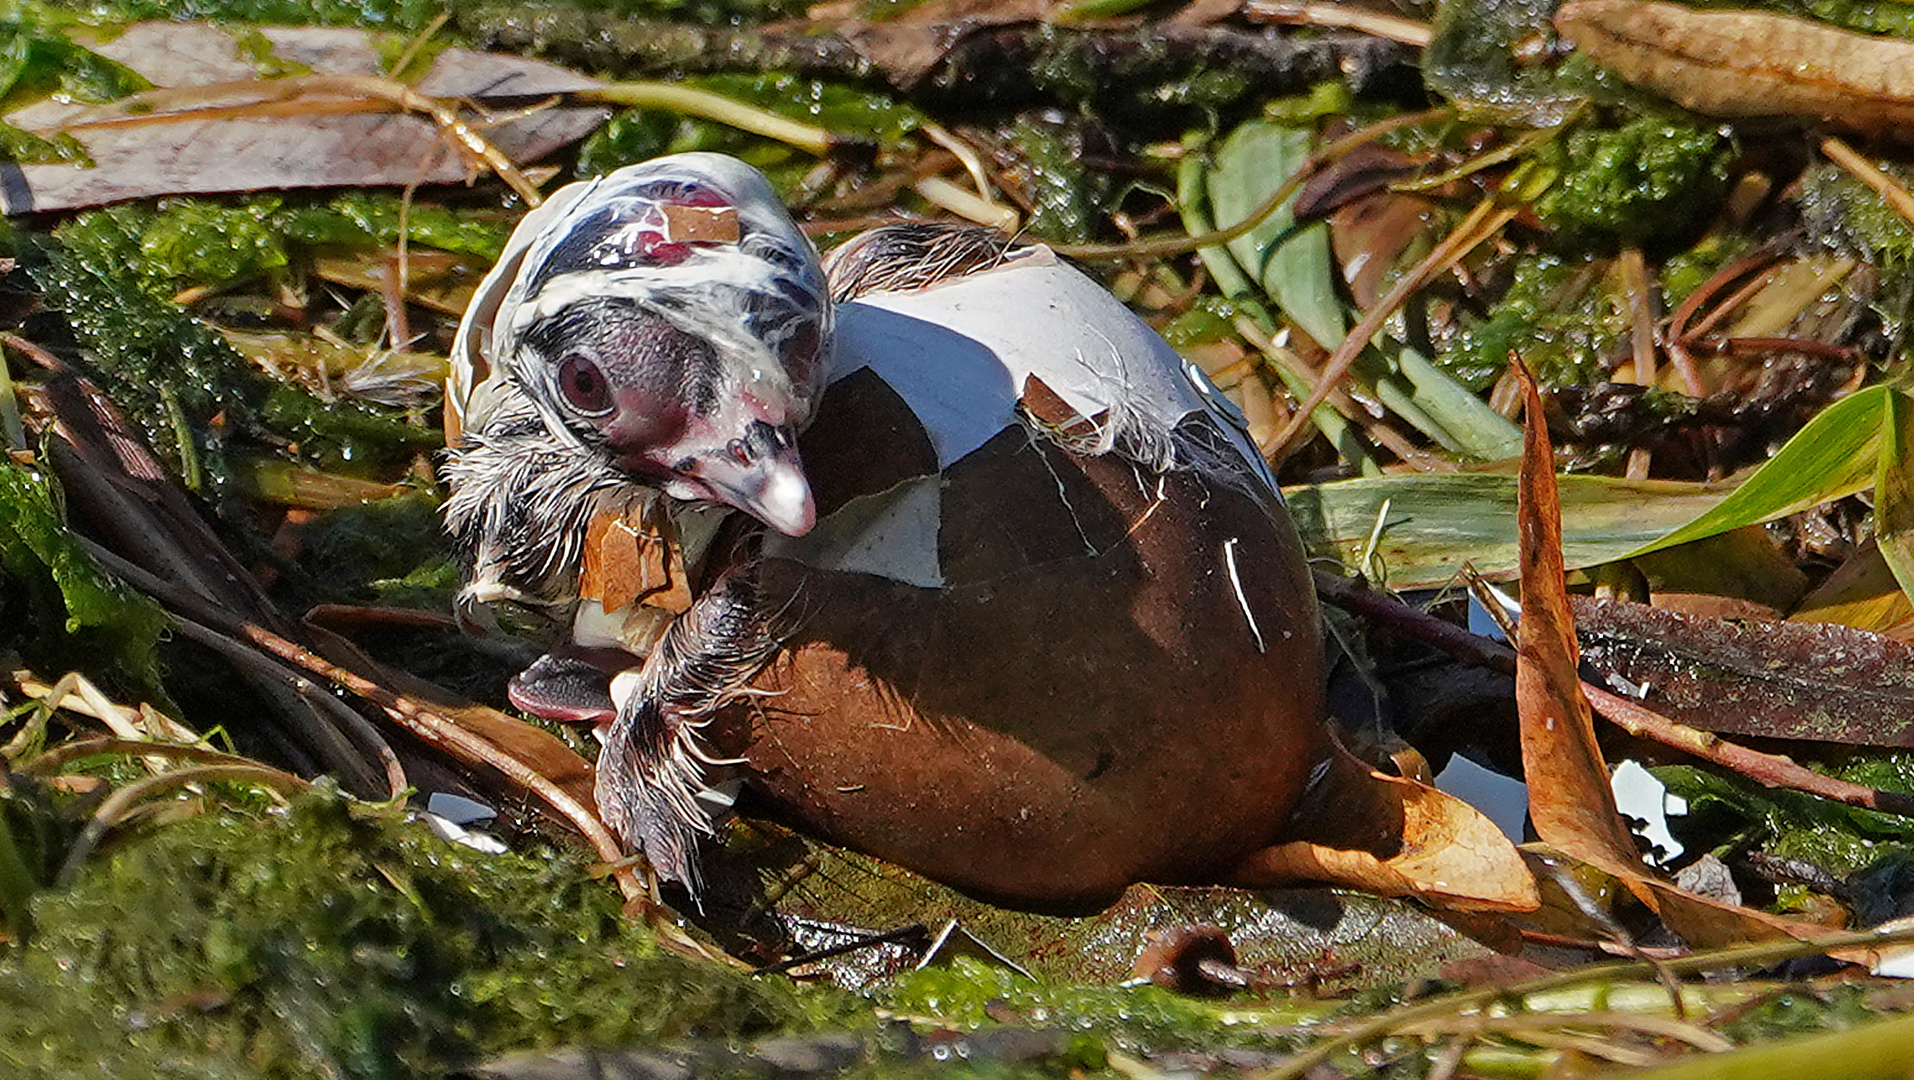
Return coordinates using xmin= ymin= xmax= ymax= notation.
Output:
xmin=556 ymin=354 xmax=612 ymax=415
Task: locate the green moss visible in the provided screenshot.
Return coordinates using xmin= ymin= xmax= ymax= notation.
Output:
xmin=282 ymin=492 xmax=455 ymax=605
xmin=31 ymin=201 xmax=451 ymax=500
xmin=881 ymin=957 xmax=1295 ymax=1055
xmin=1716 ymin=982 xmax=1884 ymax=1045
xmin=1446 ymin=252 xmax=1623 ymax=388
xmin=576 ymin=74 xmax=919 ymax=194
xmin=0 ymin=458 xmax=169 ymax=700
xmin=0 ymin=788 xmax=862 ymax=1079
xmin=1655 ymin=758 xmax=1914 ymax=878
xmin=691 ymin=73 xmax=921 ymax=144
xmin=1425 ymin=0 xmax=1590 ymax=125
xmin=1798 ymin=0 xmax=1914 ymax=38
xmin=98 ymin=194 xmax=509 ymax=294
xmin=230 ymin=27 xmax=314 ymax=78
xmin=1531 ymin=117 xmax=1731 ymax=247
xmin=1660 ymin=234 xmax=1743 ymax=306
xmin=287 ymin=191 xmax=510 ymax=259
xmin=1802 ymin=160 xmax=1914 ymax=267
xmin=577 ymin=108 xmax=683 ymax=178
xmin=0 ymin=5 xmax=150 ymax=112
xmin=33 ymin=208 xmax=268 ymax=495
xmin=1263 ymin=82 xmax=1356 ymax=129
xmin=65 ymin=0 xmax=440 ymax=31
xmin=259 ymin=385 xmax=440 ymax=474
xmin=137 ymin=199 xmax=293 ymax=293
xmin=1005 ymin=116 xmax=1113 ymax=246
xmin=0 ymin=118 xmax=89 ymax=165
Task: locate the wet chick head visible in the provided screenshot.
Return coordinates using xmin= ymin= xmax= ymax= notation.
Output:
xmin=457 ymin=153 xmax=830 ymax=535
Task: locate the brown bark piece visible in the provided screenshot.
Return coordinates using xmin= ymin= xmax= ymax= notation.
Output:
xmin=1576 ymin=595 xmax=1914 ymax=748
xmin=660 ymin=203 xmax=741 ymax=244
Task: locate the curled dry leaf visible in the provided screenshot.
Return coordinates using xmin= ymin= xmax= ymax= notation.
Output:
xmin=1556 ymin=0 xmax=1914 ymax=132
xmin=1232 ymin=739 xmax=1539 ymax=914
xmin=1512 ymin=359 xmax=1643 ymax=882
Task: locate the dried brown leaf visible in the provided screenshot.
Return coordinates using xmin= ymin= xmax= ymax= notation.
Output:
xmin=1510 ymin=362 xmax=1889 ymax=953
xmin=1512 ymin=358 xmax=1642 ymax=881
xmin=1556 ymin=0 xmax=1914 ymax=131
xmin=1233 ymin=741 xmax=1539 ymax=913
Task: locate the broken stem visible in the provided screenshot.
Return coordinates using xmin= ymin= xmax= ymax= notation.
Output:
xmin=1584 ymin=683 xmax=1914 ymax=817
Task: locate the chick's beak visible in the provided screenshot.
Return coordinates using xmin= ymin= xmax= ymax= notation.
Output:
xmin=700 ymin=443 xmax=816 ymax=536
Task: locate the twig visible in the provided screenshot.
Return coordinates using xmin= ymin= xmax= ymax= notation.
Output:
xmin=921 ymin=122 xmax=1001 ymax=208
xmin=60 ymin=74 xmax=544 ymax=205
xmin=1313 ymin=570 xmax=1518 ymax=674
xmin=1585 ymin=683 xmax=1914 ymax=817
xmin=165 ymin=614 xmax=406 ymax=800
xmin=913 ymin=176 xmax=1019 ymax=231
xmin=1243 ymin=0 xmax=1434 ymax=47
xmin=752 ymin=922 xmax=931 ymax=976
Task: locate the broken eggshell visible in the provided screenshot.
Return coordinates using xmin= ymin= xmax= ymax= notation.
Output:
xmin=447 ymin=156 xmax=1533 ymax=915
xmin=692 ymin=245 xmax=1331 ymax=911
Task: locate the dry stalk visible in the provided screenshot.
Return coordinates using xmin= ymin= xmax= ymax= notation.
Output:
xmin=1246 ymin=924 xmax=1914 ymax=1080
xmin=1397 ymin=1010 xmax=1734 ymax=1053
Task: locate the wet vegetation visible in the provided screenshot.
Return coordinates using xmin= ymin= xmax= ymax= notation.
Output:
xmin=14 ymin=0 xmax=1914 ymax=1075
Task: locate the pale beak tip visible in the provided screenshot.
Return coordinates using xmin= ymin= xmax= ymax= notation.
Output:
xmin=751 ymin=466 xmax=816 ymax=537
